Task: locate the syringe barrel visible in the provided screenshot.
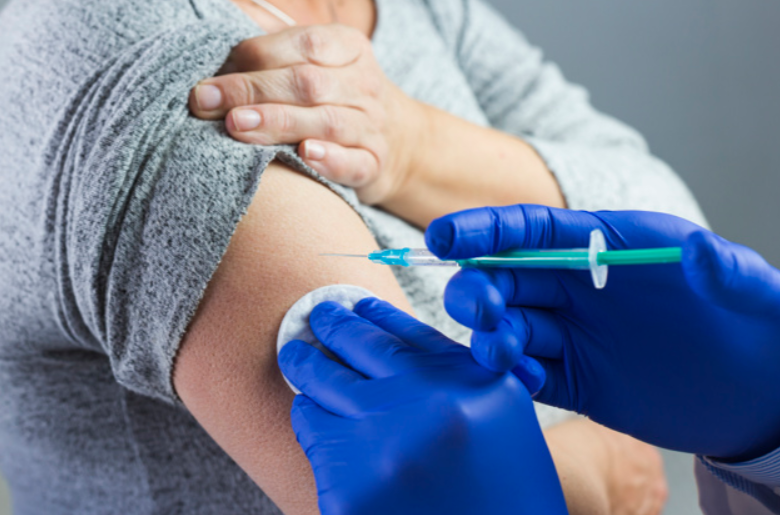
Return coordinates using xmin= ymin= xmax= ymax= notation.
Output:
xmin=458 ymin=251 xmax=591 ymax=269
xmin=403 ymin=249 xmax=460 ymax=266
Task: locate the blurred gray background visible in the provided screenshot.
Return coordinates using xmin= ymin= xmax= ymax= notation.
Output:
xmin=1 ymin=0 xmax=778 ymax=514
xmin=488 ymin=0 xmax=780 ymax=269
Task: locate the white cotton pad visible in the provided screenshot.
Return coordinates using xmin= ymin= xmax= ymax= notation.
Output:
xmin=277 ymin=285 xmax=379 ymax=394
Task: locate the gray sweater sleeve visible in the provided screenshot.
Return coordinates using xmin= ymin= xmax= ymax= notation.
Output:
xmin=427 ymin=0 xmax=708 ymax=226
xmin=52 ymin=17 xmax=347 ymax=404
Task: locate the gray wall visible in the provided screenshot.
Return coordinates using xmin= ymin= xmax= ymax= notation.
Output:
xmin=1 ymin=1 xmax=12 ymax=510
xmin=0 ymin=0 xmax=778 ymax=514
xmin=0 ymin=479 xmax=7 ymax=515
xmin=1 ymin=8 xmax=11 ymax=515
xmin=487 ymin=0 xmax=780 ymax=267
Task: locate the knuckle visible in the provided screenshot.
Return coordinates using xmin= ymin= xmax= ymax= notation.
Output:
xmin=268 ymin=105 xmax=294 ymax=134
xmin=356 ymin=152 xmax=379 ymax=185
xmin=351 ymin=167 xmax=367 ymax=186
xmin=364 ymin=75 xmax=383 ymax=97
xmin=372 ymin=139 xmax=388 ymax=166
xmin=292 ymin=65 xmax=330 ymax=104
xmin=249 ymin=105 xmax=290 ymax=141
xmin=236 ymin=73 xmax=259 ymax=105
xmin=325 ymin=162 xmax=346 ymax=182
xmin=321 ymin=106 xmax=345 ymax=140
xmin=298 ymin=27 xmax=329 ymax=61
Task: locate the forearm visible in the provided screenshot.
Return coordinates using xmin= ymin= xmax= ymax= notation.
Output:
xmin=545 ymin=420 xmax=611 ymax=515
xmin=545 ymin=419 xmax=667 ymax=515
xmin=383 ymin=103 xmax=566 ymax=229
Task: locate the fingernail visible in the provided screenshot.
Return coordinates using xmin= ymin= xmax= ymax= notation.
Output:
xmin=304 ymin=141 xmax=326 ymax=161
xmin=231 ymin=109 xmax=262 ymax=131
xmin=194 ymin=84 xmax=223 ymax=111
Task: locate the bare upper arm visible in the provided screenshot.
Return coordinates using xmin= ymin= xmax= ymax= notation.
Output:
xmin=173 ymin=162 xmax=412 ymax=514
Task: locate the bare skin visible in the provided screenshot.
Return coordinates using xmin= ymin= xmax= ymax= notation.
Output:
xmin=547 ymin=420 xmax=669 ymax=515
xmin=175 ymin=164 xmax=413 ymax=513
xmin=173 ymin=2 xmax=668 ymax=514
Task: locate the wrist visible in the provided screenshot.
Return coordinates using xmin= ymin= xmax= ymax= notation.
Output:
xmin=544 ymin=421 xmax=611 ymax=514
xmin=380 ymin=96 xmax=434 ymax=208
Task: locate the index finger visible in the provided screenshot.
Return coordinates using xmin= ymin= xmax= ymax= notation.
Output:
xmin=229 ymin=24 xmax=366 ymax=72
xmin=425 ymin=205 xmax=606 ymax=260
xmin=310 ymin=301 xmax=425 ymax=378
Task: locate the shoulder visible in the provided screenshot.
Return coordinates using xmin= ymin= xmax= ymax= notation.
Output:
xmin=414 ymin=0 xmax=527 ymax=55
xmin=0 ymin=0 xmax=251 ymax=94
xmin=415 ymin=0 xmax=468 ymax=48
xmin=1 ymin=0 xmax=204 ymax=54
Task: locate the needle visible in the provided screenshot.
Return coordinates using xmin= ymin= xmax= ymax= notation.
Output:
xmin=319 ymin=253 xmax=369 ymax=258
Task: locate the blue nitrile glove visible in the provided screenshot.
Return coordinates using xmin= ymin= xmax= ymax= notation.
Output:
xmin=426 ymin=205 xmax=780 ymax=462
xmin=278 ymin=298 xmax=568 ymax=515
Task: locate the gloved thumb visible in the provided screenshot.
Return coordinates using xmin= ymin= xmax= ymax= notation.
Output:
xmin=682 ymin=230 xmax=780 ymax=315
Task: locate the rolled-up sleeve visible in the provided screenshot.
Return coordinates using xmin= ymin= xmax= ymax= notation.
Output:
xmin=52 ymin=21 xmax=356 ymax=404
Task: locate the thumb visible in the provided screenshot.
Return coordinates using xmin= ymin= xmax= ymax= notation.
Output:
xmin=683 ymin=230 xmax=780 ymax=315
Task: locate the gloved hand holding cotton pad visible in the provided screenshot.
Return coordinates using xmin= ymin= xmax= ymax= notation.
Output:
xmin=276 ymin=285 xmax=378 ymax=394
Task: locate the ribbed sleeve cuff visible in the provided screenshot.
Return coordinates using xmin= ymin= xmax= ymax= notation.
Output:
xmin=703 ymin=446 xmax=780 ymax=490
xmin=699 ymin=449 xmax=780 ymax=511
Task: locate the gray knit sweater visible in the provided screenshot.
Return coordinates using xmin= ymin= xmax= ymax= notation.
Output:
xmin=0 ymin=0 xmax=706 ymax=513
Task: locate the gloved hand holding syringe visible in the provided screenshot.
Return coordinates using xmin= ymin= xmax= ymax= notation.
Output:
xmin=323 ymin=228 xmax=682 ymax=289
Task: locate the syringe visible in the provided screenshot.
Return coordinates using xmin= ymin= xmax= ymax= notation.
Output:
xmin=322 ymin=229 xmax=681 ymax=289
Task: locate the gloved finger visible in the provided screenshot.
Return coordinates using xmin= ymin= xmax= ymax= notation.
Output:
xmin=353 ymin=298 xmax=457 ymax=353
xmin=483 ymin=269 xmax=571 ymax=309
xmin=310 ymin=301 xmax=425 ymax=378
xmin=444 ymin=268 xmax=569 ymax=331
xmin=470 ymin=319 xmax=526 ymax=373
xmin=469 ymin=307 xmax=564 ymax=371
xmin=228 ymin=25 xmax=365 ymax=72
xmin=279 ymin=340 xmax=372 ymax=417
xmin=223 ymin=104 xmax=378 ymax=149
xmin=525 ymin=358 xmax=577 ymax=413
xmin=504 ymin=307 xmax=566 ymax=359
xmin=425 ymin=205 xmax=603 ymax=260
xmin=299 ymin=139 xmax=381 ymax=191
xmin=511 ymin=355 xmax=547 ymax=398
xmin=683 ymin=230 xmax=780 ymax=316
xmin=444 ymin=268 xmax=506 ymax=331
xmin=290 ymin=395 xmax=348 ymax=454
